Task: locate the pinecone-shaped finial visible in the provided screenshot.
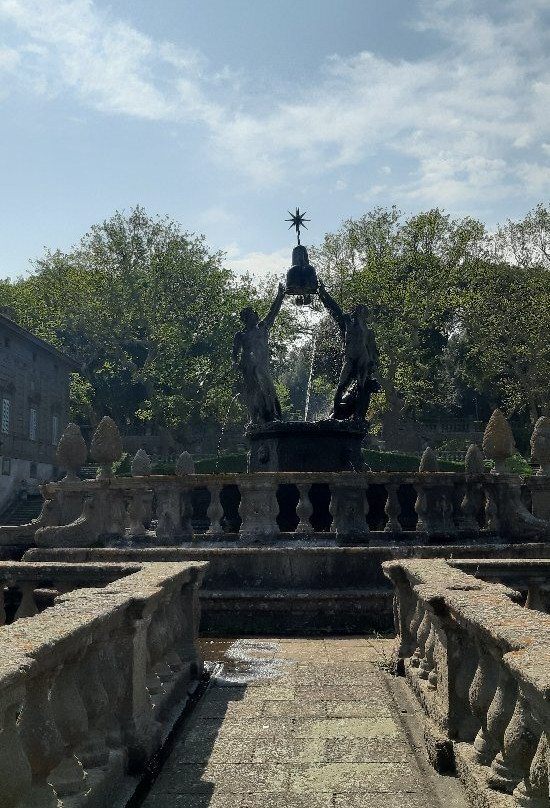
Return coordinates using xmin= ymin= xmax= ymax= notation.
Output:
xmin=464 ymin=443 xmax=485 ymax=475
xmin=131 ymin=449 xmax=152 ymax=476
xmin=419 ymin=446 xmax=439 ymax=472
xmin=482 ymin=409 xmax=515 ymax=473
xmin=90 ymin=416 xmax=123 ymax=479
xmin=531 ymin=416 xmax=550 ymax=476
xmin=56 ymin=423 xmax=88 ymax=481
xmin=176 ymin=451 xmax=195 ymax=475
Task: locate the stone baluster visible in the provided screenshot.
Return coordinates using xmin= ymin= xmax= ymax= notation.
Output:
xmin=513 ymin=731 xmax=550 ymax=808
xmin=418 ymin=620 xmax=437 ymax=685
xmin=482 ymin=665 xmax=518 ymax=773
xmin=239 ymin=478 xmax=280 ymax=541
xmin=487 ymin=687 xmax=542 ymax=793
xmin=414 ymin=484 xmax=429 ymax=533
xmin=180 ymin=485 xmax=194 ymax=540
xmin=458 ymin=444 xmax=484 ymax=534
xmin=146 ymin=607 xmax=173 ymax=704
xmin=407 ymin=599 xmax=424 ymax=657
xmin=76 ymin=642 xmax=110 ymax=768
xmin=411 ymin=607 xmax=431 ymax=668
xmin=128 ymin=491 xmax=147 ymax=537
xmin=0 ymin=682 xmax=32 ymax=808
xmin=484 ymin=483 xmax=501 ymax=532
xmin=162 ymin=591 xmax=185 ymax=673
xmin=18 ymin=670 xmax=65 ymax=806
xmin=468 ymin=642 xmax=500 ymax=765
xmin=207 ymin=483 xmax=225 ymax=535
xmin=330 ymin=479 xmax=369 ymax=543
xmin=49 ymin=656 xmax=88 ymax=797
xmin=98 ymin=632 xmax=125 ymax=750
xmin=454 ymin=643 xmax=480 ymax=741
xmin=14 ymin=581 xmax=39 ymax=620
xmin=295 ymin=483 xmax=314 ymax=534
xmin=384 ymin=483 xmax=402 ymax=534
xmin=171 ymin=568 xmax=204 ymax=678
xmin=156 ymin=484 xmax=182 ymax=544
xmin=117 ymin=608 xmax=161 ymax=772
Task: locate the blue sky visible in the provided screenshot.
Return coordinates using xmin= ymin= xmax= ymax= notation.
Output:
xmin=0 ymin=0 xmax=548 ymax=280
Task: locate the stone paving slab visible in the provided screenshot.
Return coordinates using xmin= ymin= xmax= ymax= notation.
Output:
xmin=140 ymin=638 xmax=440 ymax=808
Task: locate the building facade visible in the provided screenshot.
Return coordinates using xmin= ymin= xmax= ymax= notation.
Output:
xmin=0 ymin=310 xmax=77 ymax=510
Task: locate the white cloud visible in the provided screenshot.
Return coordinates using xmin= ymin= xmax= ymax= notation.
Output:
xmin=224 ymin=246 xmax=289 ymax=279
xmin=1 ymin=0 xmax=548 ymax=205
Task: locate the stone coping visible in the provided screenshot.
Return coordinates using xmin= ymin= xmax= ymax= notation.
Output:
xmin=41 ymin=470 xmax=477 ymax=493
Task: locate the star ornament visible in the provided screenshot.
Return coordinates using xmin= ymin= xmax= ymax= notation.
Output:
xmin=285 ymin=207 xmax=310 ymax=244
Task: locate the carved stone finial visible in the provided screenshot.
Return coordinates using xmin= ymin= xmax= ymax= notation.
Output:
xmin=465 ymin=443 xmax=485 ymax=475
xmin=482 ymin=409 xmax=515 ymax=473
xmin=176 ymin=451 xmax=195 ymax=476
xmin=131 ymin=449 xmax=152 ymax=477
xmin=419 ymin=446 xmax=438 ymax=472
xmin=56 ymin=423 xmax=87 ymax=481
xmin=90 ymin=416 xmax=123 ymax=479
xmin=531 ymin=416 xmax=550 ymax=476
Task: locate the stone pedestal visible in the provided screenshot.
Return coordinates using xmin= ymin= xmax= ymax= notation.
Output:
xmin=246 ymin=420 xmax=368 ymax=472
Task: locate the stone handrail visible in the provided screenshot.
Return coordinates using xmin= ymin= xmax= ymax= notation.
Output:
xmin=0 ymin=559 xmax=206 ymax=807
xmin=383 ymin=557 xmax=550 ymax=806
xmin=449 ymin=558 xmax=550 ymax=612
xmin=4 ymin=469 xmax=544 ymax=548
xmin=0 ymin=561 xmax=142 ymax=623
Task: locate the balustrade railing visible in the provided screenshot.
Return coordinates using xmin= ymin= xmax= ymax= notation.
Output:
xmin=1 ymin=468 xmax=543 ymax=549
xmin=384 ymin=557 xmax=550 ymax=806
xmin=0 ymin=559 xmax=206 ymax=808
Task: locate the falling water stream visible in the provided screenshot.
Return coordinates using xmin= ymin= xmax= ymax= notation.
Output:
xmin=215 ymin=392 xmax=241 ymax=472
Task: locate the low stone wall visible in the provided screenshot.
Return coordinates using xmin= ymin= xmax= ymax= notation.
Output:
xmin=0 ymin=559 xmax=206 ymax=808
xmin=383 ymin=556 xmax=550 ymax=807
xmin=26 ymin=542 xmax=550 ymax=635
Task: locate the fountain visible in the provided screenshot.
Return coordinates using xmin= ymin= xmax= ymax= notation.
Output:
xmin=234 ymin=209 xmax=380 ymax=472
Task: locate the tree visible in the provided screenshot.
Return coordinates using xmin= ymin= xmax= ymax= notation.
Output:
xmin=0 ymin=207 xmax=256 ymax=438
xmin=309 ymin=207 xmax=486 ymax=436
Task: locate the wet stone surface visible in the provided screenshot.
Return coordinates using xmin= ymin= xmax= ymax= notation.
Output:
xmin=139 ymin=637 xmax=436 ymax=808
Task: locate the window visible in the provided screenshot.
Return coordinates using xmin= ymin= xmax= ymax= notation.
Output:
xmin=52 ymin=414 xmax=59 ymax=445
xmin=29 ymin=407 xmax=37 ymax=441
xmin=1 ymin=398 xmax=9 ymax=434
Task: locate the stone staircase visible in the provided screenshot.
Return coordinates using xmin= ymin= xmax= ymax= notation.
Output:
xmin=0 ymin=494 xmax=43 ymax=526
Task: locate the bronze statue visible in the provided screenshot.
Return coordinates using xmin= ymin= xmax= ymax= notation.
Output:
xmin=318 ymin=281 xmax=380 ymax=421
xmin=232 ymin=283 xmax=286 ymax=425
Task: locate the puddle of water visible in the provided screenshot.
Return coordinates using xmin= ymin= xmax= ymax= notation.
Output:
xmin=200 ymin=637 xmax=290 ymax=686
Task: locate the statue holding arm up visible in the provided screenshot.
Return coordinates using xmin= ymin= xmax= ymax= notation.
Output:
xmin=318 ymin=280 xmax=380 ymax=421
xmin=232 ymin=283 xmax=286 ymax=425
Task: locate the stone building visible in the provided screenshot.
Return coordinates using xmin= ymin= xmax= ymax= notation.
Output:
xmin=0 ymin=309 xmax=77 ymax=510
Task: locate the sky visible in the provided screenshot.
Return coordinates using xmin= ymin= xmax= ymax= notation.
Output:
xmin=0 ymin=0 xmax=548 ymax=281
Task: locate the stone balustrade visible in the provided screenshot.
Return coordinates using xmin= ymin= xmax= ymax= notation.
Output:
xmin=0 ymin=468 xmax=542 ymax=549
xmin=0 ymin=559 xmax=206 ymax=808
xmin=383 ymin=556 xmax=550 ymax=807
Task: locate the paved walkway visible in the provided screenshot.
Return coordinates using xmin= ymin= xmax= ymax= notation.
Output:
xmin=141 ymin=638 xmax=466 ymax=808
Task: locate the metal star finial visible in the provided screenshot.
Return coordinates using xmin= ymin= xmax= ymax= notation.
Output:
xmin=285 ymin=207 xmax=310 ymax=245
